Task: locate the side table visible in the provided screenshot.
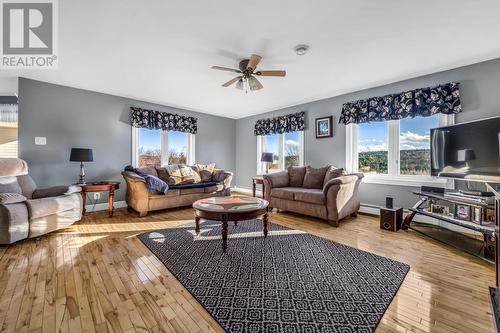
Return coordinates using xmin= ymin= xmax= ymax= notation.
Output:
xmin=252 ymin=176 xmax=265 ymax=198
xmin=80 ymin=181 xmax=120 ymax=217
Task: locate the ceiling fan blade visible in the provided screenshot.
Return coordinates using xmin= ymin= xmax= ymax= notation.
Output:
xmin=248 ymin=76 xmax=263 ymax=91
xmin=222 ymin=76 xmax=241 ymax=87
xmin=247 ymin=54 xmax=262 ymax=70
xmin=212 ymin=66 xmax=241 ymax=73
xmin=255 ymin=70 xmax=286 ymax=77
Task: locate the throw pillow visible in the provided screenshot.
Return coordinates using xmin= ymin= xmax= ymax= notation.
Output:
xmin=0 ymin=192 xmax=27 ymax=204
xmin=323 ymin=166 xmax=347 ymax=186
xmin=179 ymin=165 xmax=196 ymax=184
xmin=302 ymin=166 xmax=329 ymax=189
xmin=162 ymin=164 xmax=183 ymax=185
xmin=142 ymin=175 xmax=169 ymax=195
xmin=288 ymin=166 xmax=306 ymax=187
xmin=189 ymin=166 xmax=202 ymax=183
xmin=193 ymin=163 xmax=216 ymax=182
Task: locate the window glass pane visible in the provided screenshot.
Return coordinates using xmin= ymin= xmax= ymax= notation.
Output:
xmin=262 ymin=134 xmax=280 ymax=172
xmin=138 ymin=128 xmax=161 ymax=167
xmin=168 ymin=131 xmax=189 ymax=165
xmin=284 ymin=132 xmax=300 ymax=168
xmin=399 ymin=114 xmax=439 ymax=175
xmin=0 ymin=104 xmax=18 ymax=158
xmin=358 ymin=122 xmax=388 ymax=174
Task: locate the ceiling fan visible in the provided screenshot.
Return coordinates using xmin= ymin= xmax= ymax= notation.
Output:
xmin=211 ymin=54 xmax=286 ymax=92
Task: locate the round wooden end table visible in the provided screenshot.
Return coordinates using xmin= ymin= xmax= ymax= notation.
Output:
xmin=192 ymin=196 xmax=269 ymax=253
xmin=80 ymin=181 xmax=120 ymax=217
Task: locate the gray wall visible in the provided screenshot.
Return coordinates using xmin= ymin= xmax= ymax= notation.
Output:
xmin=235 ymin=58 xmax=500 ymax=208
xmin=18 ymin=78 xmax=236 ymax=202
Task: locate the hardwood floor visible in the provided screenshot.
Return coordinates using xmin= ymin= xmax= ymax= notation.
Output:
xmin=0 ymin=206 xmax=495 ymax=333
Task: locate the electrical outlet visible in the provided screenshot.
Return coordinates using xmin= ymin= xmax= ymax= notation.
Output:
xmin=35 ymin=137 xmax=46 ymax=145
xmin=93 ymin=193 xmax=100 ymax=200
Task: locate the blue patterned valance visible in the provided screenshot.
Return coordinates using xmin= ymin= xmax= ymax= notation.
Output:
xmin=254 ymin=111 xmax=305 ymax=136
xmin=339 ymin=82 xmax=462 ymax=125
xmin=131 ymin=107 xmax=197 ymax=134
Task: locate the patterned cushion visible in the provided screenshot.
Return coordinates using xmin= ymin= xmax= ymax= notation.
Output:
xmin=323 ymin=166 xmax=347 ymax=187
xmin=161 ymin=165 xmax=183 ymax=185
xmin=302 ymin=166 xmax=329 ymax=189
xmin=288 ymin=166 xmax=306 ymax=187
xmin=189 ymin=167 xmax=202 ymax=183
xmin=179 ymin=165 xmax=196 ymax=184
xmin=0 ymin=192 xmax=27 ymax=204
xmin=192 ymin=163 xmax=216 ymax=182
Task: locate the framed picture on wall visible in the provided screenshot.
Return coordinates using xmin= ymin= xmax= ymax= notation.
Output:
xmin=315 ymin=116 xmax=333 ymax=138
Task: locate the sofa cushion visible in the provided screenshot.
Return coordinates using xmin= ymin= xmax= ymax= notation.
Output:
xmin=293 ymin=188 xmax=325 ymax=205
xmin=136 ymin=166 xmax=158 ymax=178
xmin=205 ymin=184 xmax=224 ymax=193
xmin=288 ymin=166 xmax=306 ymax=187
xmin=302 ymin=166 xmax=329 ymax=189
xmin=149 ymin=189 xmax=180 ymax=199
xmin=26 ymin=194 xmax=80 ymax=219
xmin=323 ymin=166 xmax=347 ymax=187
xmin=16 ymin=175 xmax=36 ymax=199
xmin=0 ymin=176 xmax=22 ymax=194
xmin=161 ymin=165 xmax=183 ymax=185
xmin=270 ymin=187 xmax=301 ymax=200
xmin=180 ymin=187 xmax=205 ymax=195
xmin=189 ymin=166 xmax=202 ymax=183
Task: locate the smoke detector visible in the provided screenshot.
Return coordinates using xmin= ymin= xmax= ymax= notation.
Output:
xmin=294 ymin=44 xmax=309 ymax=56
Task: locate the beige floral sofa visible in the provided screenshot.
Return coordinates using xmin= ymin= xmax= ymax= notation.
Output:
xmin=122 ymin=163 xmax=232 ymax=216
xmin=263 ymin=166 xmax=363 ymax=226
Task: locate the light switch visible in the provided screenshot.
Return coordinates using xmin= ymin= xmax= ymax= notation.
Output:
xmin=35 ymin=137 xmax=47 ymax=145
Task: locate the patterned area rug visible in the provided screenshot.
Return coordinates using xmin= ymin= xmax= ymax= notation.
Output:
xmin=138 ymin=220 xmax=409 ymax=333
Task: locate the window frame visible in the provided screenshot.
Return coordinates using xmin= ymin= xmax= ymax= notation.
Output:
xmin=131 ymin=127 xmax=195 ymax=167
xmin=256 ymin=131 xmax=304 ymax=174
xmin=345 ymin=114 xmax=455 ymax=187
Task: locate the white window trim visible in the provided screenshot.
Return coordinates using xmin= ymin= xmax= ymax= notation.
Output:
xmin=131 ymin=127 xmax=195 ymax=167
xmin=346 ymin=114 xmax=455 ymax=188
xmin=256 ymin=131 xmax=304 ymax=175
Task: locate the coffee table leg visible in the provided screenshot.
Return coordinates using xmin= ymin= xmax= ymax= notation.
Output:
xmin=263 ymin=213 xmax=268 ymax=238
xmin=222 ymin=220 xmax=228 ymax=253
xmin=195 ymin=216 xmax=200 ymax=236
xmin=234 ymin=220 xmax=238 ymax=226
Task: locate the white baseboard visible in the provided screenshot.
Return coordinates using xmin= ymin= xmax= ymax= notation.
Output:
xmin=232 ymin=186 xmax=262 ymax=196
xmin=85 ymin=200 xmax=126 ymax=212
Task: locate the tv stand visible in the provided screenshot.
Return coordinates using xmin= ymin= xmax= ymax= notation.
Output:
xmin=403 ymin=190 xmax=496 ymax=262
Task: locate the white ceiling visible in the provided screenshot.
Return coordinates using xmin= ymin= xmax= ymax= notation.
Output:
xmin=4 ymin=0 xmax=500 ymax=119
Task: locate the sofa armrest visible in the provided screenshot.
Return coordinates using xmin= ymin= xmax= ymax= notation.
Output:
xmin=0 ymin=193 xmax=27 ymax=204
xmin=262 ymin=171 xmax=289 ymax=201
xmin=121 ymin=171 xmax=149 ymax=215
xmin=32 ymin=185 xmax=81 ymax=199
xmin=213 ymin=169 xmax=233 ymax=188
xmin=324 ymin=173 xmax=363 ymax=221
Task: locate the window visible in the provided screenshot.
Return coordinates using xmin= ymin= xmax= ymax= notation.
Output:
xmin=257 ymin=131 xmax=304 ymax=173
xmin=346 ymin=114 xmax=453 ymax=186
xmin=133 ymin=128 xmax=194 ymax=167
xmin=0 ymin=103 xmax=18 ymax=158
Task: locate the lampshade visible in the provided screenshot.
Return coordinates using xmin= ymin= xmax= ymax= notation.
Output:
xmin=457 ymin=149 xmax=475 ymax=162
xmin=261 ymin=152 xmax=274 ymax=163
xmin=70 ymin=148 xmax=93 ymax=162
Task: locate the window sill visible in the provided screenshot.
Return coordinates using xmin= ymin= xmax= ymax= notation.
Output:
xmin=361 ymin=175 xmax=452 ymax=188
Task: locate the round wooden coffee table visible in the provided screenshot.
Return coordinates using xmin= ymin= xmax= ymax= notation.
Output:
xmin=192 ymin=196 xmax=269 ymax=253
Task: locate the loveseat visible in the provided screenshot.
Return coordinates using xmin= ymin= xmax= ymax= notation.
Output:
xmin=122 ymin=163 xmax=232 ymax=216
xmin=0 ymin=158 xmax=83 ymax=244
xmin=263 ymin=166 xmax=363 ymax=226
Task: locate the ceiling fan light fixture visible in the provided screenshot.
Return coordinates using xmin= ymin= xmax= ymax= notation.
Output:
xmin=235 ymin=78 xmax=244 ymax=90
xmin=294 ymin=44 xmax=309 ymax=56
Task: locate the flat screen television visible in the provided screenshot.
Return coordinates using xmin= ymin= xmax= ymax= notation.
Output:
xmin=430 ymin=116 xmax=500 ymax=182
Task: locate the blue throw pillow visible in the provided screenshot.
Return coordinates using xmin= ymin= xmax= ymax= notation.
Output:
xmin=143 ymin=174 xmax=169 ymax=195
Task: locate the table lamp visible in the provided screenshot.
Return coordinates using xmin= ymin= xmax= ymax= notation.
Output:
xmin=70 ymin=148 xmax=93 ymax=184
xmin=261 ymin=152 xmax=274 ymax=174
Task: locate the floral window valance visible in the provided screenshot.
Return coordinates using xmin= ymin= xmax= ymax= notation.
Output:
xmin=131 ymin=107 xmax=197 ymax=134
xmin=339 ymin=82 xmax=462 ymax=125
xmin=254 ymin=111 xmax=305 ymax=136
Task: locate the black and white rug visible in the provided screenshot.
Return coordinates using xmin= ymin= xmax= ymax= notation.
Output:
xmin=138 ymin=219 xmax=409 ymax=333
